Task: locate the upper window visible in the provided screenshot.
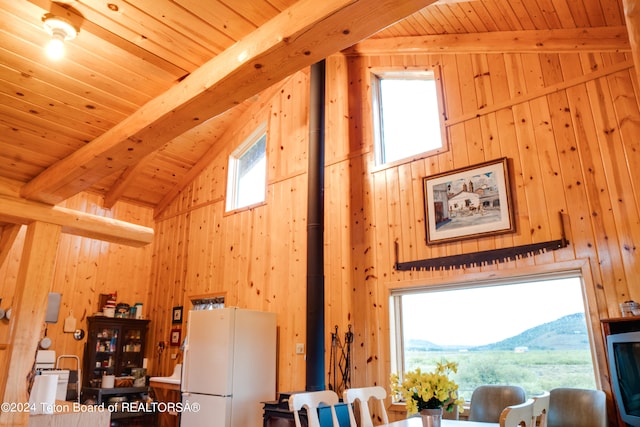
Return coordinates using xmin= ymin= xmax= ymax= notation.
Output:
xmin=226 ymin=126 xmax=267 ymax=211
xmin=372 ymin=70 xmax=447 ymax=166
xmin=390 ymin=273 xmax=596 ymax=401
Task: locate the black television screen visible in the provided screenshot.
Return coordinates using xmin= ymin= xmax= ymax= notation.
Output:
xmin=608 ymin=331 xmax=640 ymax=427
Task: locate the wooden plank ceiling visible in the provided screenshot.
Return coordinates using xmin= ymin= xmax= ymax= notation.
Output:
xmin=0 ymin=0 xmax=630 ymax=217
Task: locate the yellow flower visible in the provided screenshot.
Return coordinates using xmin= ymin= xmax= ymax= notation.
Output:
xmin=390 ymin=360 xmax=465 ymax=416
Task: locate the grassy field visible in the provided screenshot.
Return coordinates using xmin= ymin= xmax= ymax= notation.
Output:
xmin=405 ymin=349 xmax=596 ymax=400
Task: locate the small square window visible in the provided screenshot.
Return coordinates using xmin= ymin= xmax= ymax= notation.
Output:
xmin=372 ymin=70 xmax=447 ymax=166
xmin=226 ymin=128 xmax=267 ymax=211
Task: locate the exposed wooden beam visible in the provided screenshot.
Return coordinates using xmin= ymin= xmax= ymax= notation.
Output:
xmin=21 ymin=0 xmax=437 ymax=205
xmin=344 ymin=26 xmax=631 ymax=55
xmin=0 ymin=194 xmax=153 ymax=247
xmin=0 ymin=224 xmax=21 ymax=268
xmin=622 ymin=0 xmax=640 ymax=88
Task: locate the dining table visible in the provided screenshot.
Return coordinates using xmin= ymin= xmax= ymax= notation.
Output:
xmin=380 ymin=417 xmax=499 ymax=427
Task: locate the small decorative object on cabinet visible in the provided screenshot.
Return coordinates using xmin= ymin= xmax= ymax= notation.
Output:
xmin=82 ymin=316 xmax=152 ymax=425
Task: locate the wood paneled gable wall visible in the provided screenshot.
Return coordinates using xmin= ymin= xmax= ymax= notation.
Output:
xmin=0 ymin=35 xmax=639 ymax=427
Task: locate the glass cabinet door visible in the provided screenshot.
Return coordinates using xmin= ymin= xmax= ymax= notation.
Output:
xmin=119 ymin=327 xmax=144 ymax=373
xmin=90 ymin=327 xmax=118 ymax=385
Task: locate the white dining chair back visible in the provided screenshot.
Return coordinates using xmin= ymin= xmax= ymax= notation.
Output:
xmin=288 ymin=390 xmax=341 ymax=427
xmin=500 ymin=399 xmax=535 ymax=427
xmin=343 ymin=386 xmax=389 ymax=427
xmin=531 ymin=391 xmax=550 ymax=427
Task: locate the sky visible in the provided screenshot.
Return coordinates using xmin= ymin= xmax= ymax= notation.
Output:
xmin=401 ymin=277 xmax=586 ymax=347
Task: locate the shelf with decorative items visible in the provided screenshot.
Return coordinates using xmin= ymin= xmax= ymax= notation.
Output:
xmin=83 ymin=316 xmax=149 ymax=388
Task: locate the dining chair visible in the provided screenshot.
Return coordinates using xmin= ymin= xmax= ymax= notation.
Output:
xmin=343 ymin=386 xmax=389 ymax=427
xmin=288 ymin=390 xmax=341 ymax=427
xmin=531 ymin=391 xmax=550 ymax=427
xmin=547 ymin=387 xmax=606 ymax=427
xmin=468 ymin=385 xmax=527 ymax=423
xmin=500 ymin=398 xmax=535 ymax=427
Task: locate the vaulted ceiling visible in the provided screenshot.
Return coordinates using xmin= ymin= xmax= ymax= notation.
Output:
xmin=0 ymin=0 xmax=633 ymax=218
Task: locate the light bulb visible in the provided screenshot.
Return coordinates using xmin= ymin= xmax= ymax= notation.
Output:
xmin=46 ymin=34 xmax=65 ymax=60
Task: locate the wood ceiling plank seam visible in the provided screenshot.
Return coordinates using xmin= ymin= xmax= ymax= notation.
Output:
xmin=579 ymin=0 xmax=607 ymax=27
xmin=416 ymin=7 xmax=448 ymax=34
xmin=0 ymin=96 xmax=107 ymax=142
xmin=0 ymin=74 xmax=121 ymax=129
xmin=172 ymin=0 xmax=258 ymax=41
xmin=514 ymin=0 xmax=548 ymax=30
xmin=68 ymin=32 xmax=182 ymax=92
xmin=453 ymin=2 xmax=490 ymax=32
xmin=386 ymin=16 xmax=427 ymax=37
xmin=0 ymin=109 xmax=93 ymax=153
xmin=509 ymin=0 xmax=542 ymax=30
xmin=42 ymin=0 xmax=202 ymax=72
xmin=0 ymin=117 xmax=83 ymax=154
xmin=562 ymin=0 xmax=592 ymax=28
xmin=81 ymin=0 xmax=219 ymax=66
xmin=491 ymin=0 xmax=526 ymax=31
xmin=467 ymin=2 xmax=502 ymax=32
xmin=532 ymin=0 xmax=563 ymax=29
xmin=0 ymin=86 xmax=116 ymax=136
xmin=600 ymin=0 xmax=626 ymax=27
xmin=477 ymin=0 xmax=513 ymax=31
xmin=448 ymin=3 xmax=486 ymax=32
xmin=0 ymin=163 xmax=44 ymax=184
xmin=407 ymin=10 xmax=440 ymax=34
xmin=0 ymin=141 xmax=59 ymax=169
xmin=425 ymin=5 xmax=462 ymax=33
xmin=124 ymin=0 xmax=235 ymax=53
xmin=264 ymin=0 xmax=298 ymax=11
xmin=218 ymin=0 xmax=281 ymax=26
xmin=547 ymin=0 xmax=577 ymax=28
xmin=0 ymin=43 xmax=142 ymax=114
xmin=0 ymin=160 xmax=44 ymax=183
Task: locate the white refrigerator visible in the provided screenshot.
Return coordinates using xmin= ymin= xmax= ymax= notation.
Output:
xmin=180 ymin=307 xmax=277 ymax=427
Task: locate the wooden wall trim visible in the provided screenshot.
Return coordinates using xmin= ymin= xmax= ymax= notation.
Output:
xmin=346 ymin=27 xmax=631 ymax=55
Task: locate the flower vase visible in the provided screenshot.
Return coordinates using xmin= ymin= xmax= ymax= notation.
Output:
xmin=419 ymin=408 xmax=443 ymax=427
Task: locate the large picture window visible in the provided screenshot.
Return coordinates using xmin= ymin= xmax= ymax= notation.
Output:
xmin=372 ymin=69 xmax=447 ymax=166
xmin=390 ymin=273 xmax=596 ymax=400
xmin=226 ymin=126 xmax=267 ymax=211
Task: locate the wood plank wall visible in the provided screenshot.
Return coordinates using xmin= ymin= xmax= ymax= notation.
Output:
xmin=0 ymin=193 xmax=154 ymax=374
xmin=1 ymin=48 xmax=638 ymax=414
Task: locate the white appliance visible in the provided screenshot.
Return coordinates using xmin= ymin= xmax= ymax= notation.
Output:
xmin=180 ymin=307 xmax=276 ymax=427
xmin=35 ymin=350 xmax=69 ymax=401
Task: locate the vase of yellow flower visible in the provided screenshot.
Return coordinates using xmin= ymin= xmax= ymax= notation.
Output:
xmin=419 ymin=408 xmax=443 ymax=427
xmin=390 ymin=360 xmax=464 ymax=427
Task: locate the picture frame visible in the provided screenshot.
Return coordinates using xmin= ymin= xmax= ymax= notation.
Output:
xmin=172 ymin=306 xmax=183 ymax=324
xmin=170 ymin=328 xmax=181 ymax=347
xmin=423 ymin=157 xmax=515 ymax=245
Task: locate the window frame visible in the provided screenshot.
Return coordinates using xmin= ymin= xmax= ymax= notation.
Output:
xmin=386 ymin=261 xmax=602 ymax=397
xmin=371 ymin=67 xmax=449 ymax=169
xmin=225 ymin=123 xmax=268 ymax=212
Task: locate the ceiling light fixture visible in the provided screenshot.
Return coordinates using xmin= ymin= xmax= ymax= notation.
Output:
xmin=42 ymin=15 xmax=77 ymax=60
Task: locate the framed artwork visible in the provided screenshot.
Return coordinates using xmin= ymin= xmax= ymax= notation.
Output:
xmin=423 ymin=157 xmax=515 ymax=245
xmin=172 ymin=306 xmax=183 ymax=324
xmin=170 ymin=328 xmax=181 ymax=346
